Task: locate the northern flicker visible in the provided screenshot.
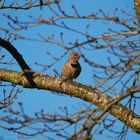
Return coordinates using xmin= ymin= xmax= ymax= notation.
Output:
xmin=61 ymin=52 xmax=81 ymax=81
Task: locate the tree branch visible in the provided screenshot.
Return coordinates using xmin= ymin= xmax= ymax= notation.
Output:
xmin=0 ymin=38 xmax=36 ymax=87
xmin=0 ymin=38 xmax=30 ymax=71
xmin=134 ymin=0 xmax=140 ymax=25
xmin=0 ymin=69 xmax=140 ymax=133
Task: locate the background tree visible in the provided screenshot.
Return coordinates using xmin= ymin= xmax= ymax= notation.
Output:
xmin=0 ymin=0 xmax=140 ymax=140
xmin=134 ymin=0 xmax=140 ymax=25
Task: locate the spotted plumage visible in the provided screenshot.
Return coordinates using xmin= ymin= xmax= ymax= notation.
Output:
xmin=61 ymin=52 xmax=81 ymax=80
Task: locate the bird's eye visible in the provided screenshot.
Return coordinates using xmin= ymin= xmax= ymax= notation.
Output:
xmin=74 ymin=53 xmax=78 ymax=57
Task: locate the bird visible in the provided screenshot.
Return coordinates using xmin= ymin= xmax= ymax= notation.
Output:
xmin=61 ymin=52 xmax=81 ymax=81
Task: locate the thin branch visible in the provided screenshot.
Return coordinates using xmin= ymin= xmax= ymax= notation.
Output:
xmin=0 ymin=69 xmax=140 ymax=133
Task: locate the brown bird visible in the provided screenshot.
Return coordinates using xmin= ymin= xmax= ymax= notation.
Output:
xmin=61 ymin=52 xmax=81 ymax=81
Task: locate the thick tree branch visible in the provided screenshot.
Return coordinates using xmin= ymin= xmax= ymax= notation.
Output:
xmin=0 ymin=69 xmax=140 ymax=133
xmin=134 ymin=0 xmax=140 ymax=25
xmin=0 ymin=38 xmax=37 ymax=87
xmin=0 ymin=38 xmax=30 ymax=71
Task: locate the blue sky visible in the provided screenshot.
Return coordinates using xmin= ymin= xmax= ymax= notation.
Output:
xmin=0 ymin=0 xmax=140 ymax=139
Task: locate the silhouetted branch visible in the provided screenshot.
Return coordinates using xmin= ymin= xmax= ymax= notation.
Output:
xmin=0 ymin=38 xmax=30 ymax=71
xmin=0 ymin=0 xmax=61 ymax=10
xmin=0 ymin=38 xmax=37 ymax=87
xmin=0 ymin=0 xmax=140 ymax=139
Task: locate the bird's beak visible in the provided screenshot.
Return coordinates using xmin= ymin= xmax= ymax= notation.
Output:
xmin=77 ymin=54 xmax=81 ymax=59
xmin=73 ymin=54 xmax=81 ymax=61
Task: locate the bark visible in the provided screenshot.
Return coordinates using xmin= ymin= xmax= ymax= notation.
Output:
xmin=0 ymin=69 xmax=140 ymax=133
xmin=134 ymin=0 xmax=140 ymax=25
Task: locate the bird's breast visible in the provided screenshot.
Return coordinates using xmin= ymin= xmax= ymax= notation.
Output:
xmin=71 ymin=63 xmax=79 ymax=68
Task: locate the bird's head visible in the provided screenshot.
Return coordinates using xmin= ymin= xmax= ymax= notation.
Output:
xmin=68 ymin=52 xmax=81 ymax=63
